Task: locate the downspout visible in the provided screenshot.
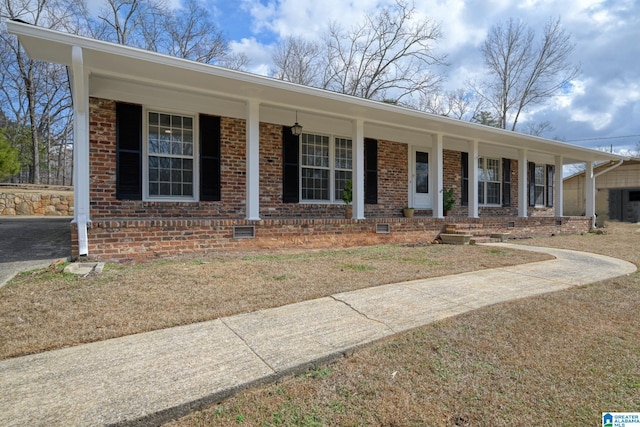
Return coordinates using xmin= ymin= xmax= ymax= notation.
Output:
xmin=589 ymin=159 xmax=624 ymax=229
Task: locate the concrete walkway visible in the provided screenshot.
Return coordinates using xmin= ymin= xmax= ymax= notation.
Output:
xmin=0 ymin=244 xmax=635 ymax=427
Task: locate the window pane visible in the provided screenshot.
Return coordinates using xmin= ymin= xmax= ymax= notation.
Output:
xmin=479 ymin=157 xmax=501 ymax=205
xmin=487 ymin=182 xmax=500 ymax=204
xmin=335 ymin=170 xmax=352 ymax=201
xmin=301 ymin=133 xmax=329 ymax=169
xmin=149 ymin=183 xmax=159 ymax=195
xmin=535 ymin=186 xmax=545 ymax=205
xmin=159 ymin=113 xmax=171 ymax=127
xmin=183 ymin=130 xmax=193 ymax=144
xmin=486 ymin=159 xmax=500 ymax=182
xmin=535 ymin=165 xmax=545 ymax=185
xmin=160 ymin=183 xmax=170 ymax=195
xmin=534 ymin=164 xmax=545 ymax=205
xmin=160 ymin=168 xmax=170 ymax=181
xmin=416 ymin=151 xmax=429 ymax=194
xmin=147 ymin=111 xmax=195 ymax=198
xmin=302 ymin=168 xmax=329 ymax=200
xmin=335 ymin=138 xmax=352 ymax=170
xmin=172 ymin=183 xmax=182 ymax=195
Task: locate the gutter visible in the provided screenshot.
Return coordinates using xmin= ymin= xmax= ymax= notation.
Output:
xmin=593 ymin=159 xmax=625 ymax=179
xmin=587 ymin=159 xmax=625 ymax=229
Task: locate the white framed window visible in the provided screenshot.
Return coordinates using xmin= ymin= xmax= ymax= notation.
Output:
xmin=144 ymin=110 xmax=198 ymax=201
xmin=534 ymin=164 xmax=546 ymax=206
xmin=478 ymin=157 xmax=501 ymax=205
xmin=301 ymin=132 xmax=352 ymax=202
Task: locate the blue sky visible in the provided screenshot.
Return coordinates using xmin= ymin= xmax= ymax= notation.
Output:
xmin=205 ymin=0 xmax=639 ymax=155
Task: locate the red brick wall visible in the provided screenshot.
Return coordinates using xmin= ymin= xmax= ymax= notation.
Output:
xmin=71 ymin=216 xmax=592 ymax=262
xmin=89 ymin=99 xmax=250 ymax=219
xmin=88 ymin=98 xmax=412 ymax=220
xmin=365 ymin=140 xmax=408 ymax=217
xmin=442 ymin=152 xmax=526 ymax=217
xmin=80 ymin=97 xmax=571 ymax=262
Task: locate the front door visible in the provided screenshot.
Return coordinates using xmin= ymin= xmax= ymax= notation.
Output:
xmin=412 ymin=149 xmax=431 ymax=209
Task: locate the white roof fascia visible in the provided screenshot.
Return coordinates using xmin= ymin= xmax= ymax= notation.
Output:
xmin=7 ymin=21 xmax=625 ymax=165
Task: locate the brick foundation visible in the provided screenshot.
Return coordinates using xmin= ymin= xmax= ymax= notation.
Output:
xmin=72 ymin=216 xmax=592 ymax=262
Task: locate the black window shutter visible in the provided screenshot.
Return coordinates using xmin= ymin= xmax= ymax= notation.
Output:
xmin=200 ymin=114 xmax=221 ymax=201
xmin=116 ymin=102 xmax=142 ymax=200
xmin=364 ymin=138 xmax=378 ymax=204
xmin=546 ymin=164 xmax=554 ymax=207
xmin=502 ymin=158 xmax=511 ymax=207
xmin=282 ymin=126 xmax=299 ymax=203
xmin=528 ymin=162 xmax=536 ymax=207
xmin=461 ymin=152 xmax=469 ymax=206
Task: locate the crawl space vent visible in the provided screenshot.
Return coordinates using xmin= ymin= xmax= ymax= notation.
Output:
xmin=375 ymin=223 xmax=390 ymax=234
xmin=233 ymin=226 xmax=255 ymax=239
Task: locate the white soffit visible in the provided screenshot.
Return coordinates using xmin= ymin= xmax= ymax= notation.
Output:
xmin=7 ymin=21 xmax=624 ymax=165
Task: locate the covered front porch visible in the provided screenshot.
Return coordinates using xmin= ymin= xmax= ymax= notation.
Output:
xmin=7 ymin=21 xmax=620 ymax=261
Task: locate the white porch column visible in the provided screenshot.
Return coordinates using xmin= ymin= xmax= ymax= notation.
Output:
xmin=468 ymin=140 xmax=479 ymax=218
xmin=518 ymin=149 xmax=528 ymax=218
xmin=585 ymin=161 xmax=596 ymax=227
xmin=433 ymin=133 xmax=444 ymax=218
xmin=245 ymin=100 xmax=261 ymax=220
xmin=352 ymin=119 xmax=365 ymax=219
xmin=555 ymin=155 xmax=564 ymax=217
xmin=70 ymin=46 xmax=90 ymax=256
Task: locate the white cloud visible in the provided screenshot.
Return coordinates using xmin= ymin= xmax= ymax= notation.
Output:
xmin=218 ymin=0 xmax=639 ymax=150
xmin=228 ymin=37 xmax=274 ymax=75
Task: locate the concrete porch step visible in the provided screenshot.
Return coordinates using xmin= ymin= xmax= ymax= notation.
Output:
xmin=439 ymin=233 xmax=472 ymax=245
xmin=444 ymin=223 xmax=484 ymax=234
xmin=470 ymin=237 xmax=503 ymax=245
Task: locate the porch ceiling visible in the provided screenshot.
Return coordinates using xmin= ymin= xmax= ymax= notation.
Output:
xmin=8 ymin=21 xmax=624 ymax=165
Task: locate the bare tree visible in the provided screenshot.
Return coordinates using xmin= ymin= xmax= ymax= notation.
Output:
xmin=419 ymin=89 xmax=484 ymax=120
xmin=321 ymin=0 xmax=446 ymax=102
xmin=475 ymin=17 xmax=580 ymax=131
xmin=159 ymin=0 xmax=227 ymax=64
xmin=88 ymin=0 xmax=162 ymax=48
xmin=0 ymin=0 xmax=77 ymax=183
xmin=272 ymin=36 xmax=322 ymax=85
xmin=217 ymin=52 xmax=250 ymax=71
xmin=88 ymin=0 xmax=233 ymax=66
xmin=521 ymin=120 xmax=554 ymax=137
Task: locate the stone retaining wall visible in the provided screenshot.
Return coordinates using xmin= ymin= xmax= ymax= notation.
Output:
xmin=0 ymin=185 xmax=74 ymax=216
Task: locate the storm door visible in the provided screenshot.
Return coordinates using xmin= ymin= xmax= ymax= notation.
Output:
xmin=412 ymin=149 xmax=431 ymax=209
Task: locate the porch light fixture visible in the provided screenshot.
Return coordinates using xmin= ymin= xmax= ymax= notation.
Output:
xmin=291 ymin=111 xmax=303 ymax=136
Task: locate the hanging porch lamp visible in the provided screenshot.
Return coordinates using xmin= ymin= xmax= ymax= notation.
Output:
xmin=291 ymin=111 xmax=303 ymax=136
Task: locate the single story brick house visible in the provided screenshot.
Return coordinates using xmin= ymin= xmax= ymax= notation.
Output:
xmin=8 ymin=21 xmax=624 ymax=261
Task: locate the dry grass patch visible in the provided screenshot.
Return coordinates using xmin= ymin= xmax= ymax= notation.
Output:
xmin=166 ymin=222 xmax=640 ymax=426
xmin=0 ymin=244 xmax=549 ymax=360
